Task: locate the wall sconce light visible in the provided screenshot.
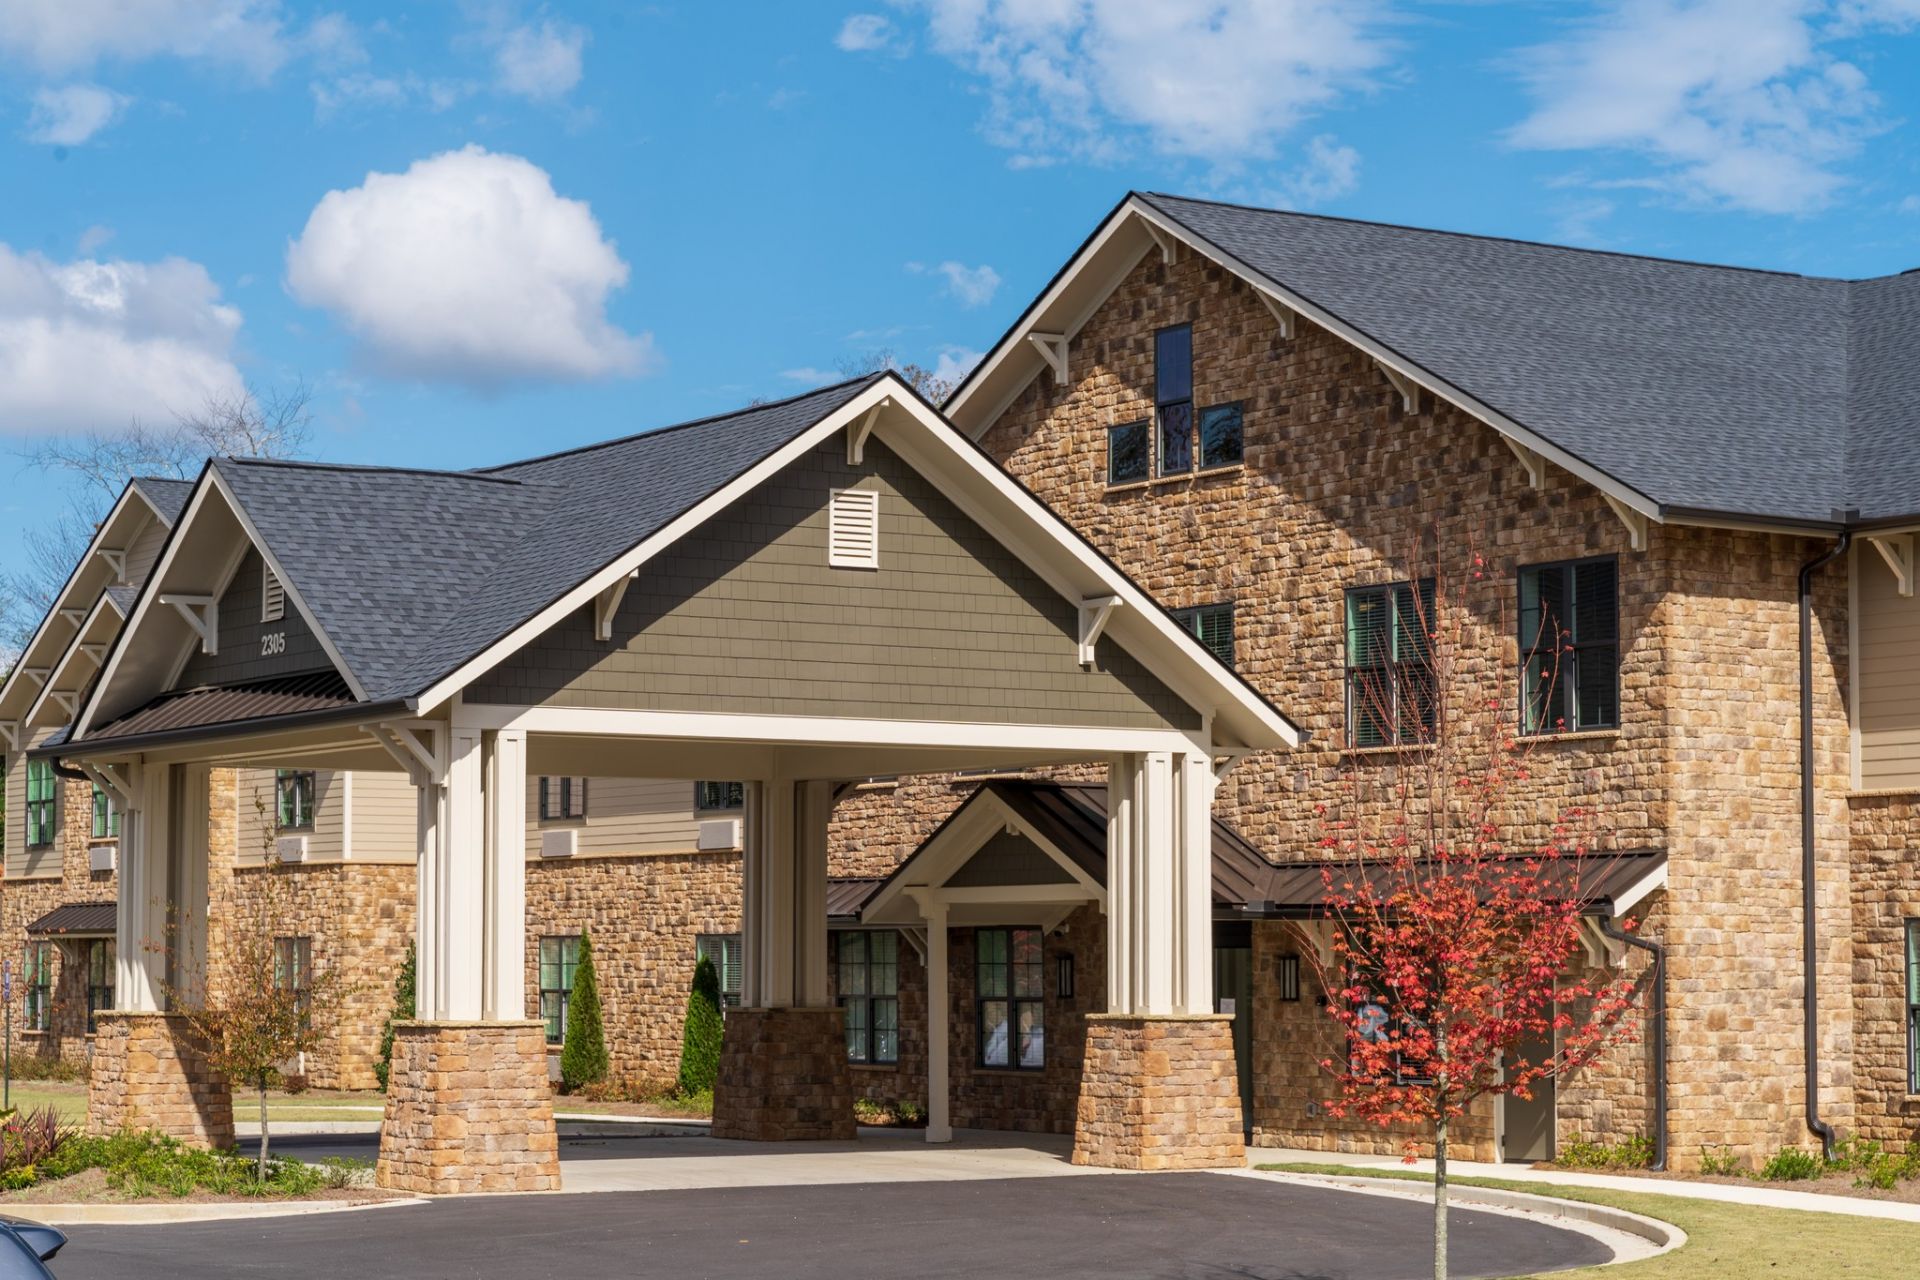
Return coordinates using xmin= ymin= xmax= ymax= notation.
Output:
xmin=1056 ymin=954 xmax=1075 ymax=1000
xmin=1277 ymin=954 xmax=1301 ymax=1002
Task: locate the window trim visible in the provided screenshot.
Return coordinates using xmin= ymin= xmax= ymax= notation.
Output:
xmin=1154 ymin=323 xmax=1195 ymax=476
xmin=539 ymin=934 xmax=581 ymax=1045
xmin=1197 ymin=400 xmax=1245 ymax=470
xmin=835 ymin=930 xmax=900 ymax=1065
xmin=693 ymin=781 xmax=745 ymax=813
xmin=1907 ymin=919 xmax=1920 ymax=1095
xmin=91 ymin=783 xmax=121 ymax=841
xmin=695 ymin=933 xmax=744 ymax=1009
xmin=1170 ymin=603 xmax=1234 ymax=670
xmin=85 ymin=938 xmax=114 ymax=1033
xmin=24 ymin=940 xmax=52 ymax=1033
xmin=1106 ymin=419 xmax=1151 ymax=486
xmin=275 ymin=769 xmax=316 ymax=832
xmin=274 ymin=935 xmax=312 ymax=1026
xmin=538 ymin=776 xmax=588 ymax=822
xmin=25 ymin=758 xmax=56 ymax=850
xmin=1517 ymin=555 xmax=1622 ymax=735
xmin=975 ymin=926 xmax=1046 ymax=1071
xmin=1344 ymin=579 xmax=1437 ymax=748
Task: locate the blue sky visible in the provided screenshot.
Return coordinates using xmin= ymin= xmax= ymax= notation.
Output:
xmin=2 ymin=1 xmax=1919 ymax=587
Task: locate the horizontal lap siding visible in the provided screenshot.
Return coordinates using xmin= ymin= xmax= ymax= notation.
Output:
xmin=236 ymin=768 xmax=345 ymax=863
xmin=467 ymin=438 xmax=1198 ymax=732
xmin=350 ymin=771 xmax=420 ymax=862
xmin=1856 ymin=542 xmax=1920 ymax=789
xmin=6 ymin=727 xmax=66 ymax=880
xmin=527 ymin=777 xmax=705 ymax=856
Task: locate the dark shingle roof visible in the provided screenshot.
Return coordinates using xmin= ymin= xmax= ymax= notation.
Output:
xmin=131 ymin=476 xmax=195 ymax=527
xmin=1139 ymin=192 xmax=1920 ymax=525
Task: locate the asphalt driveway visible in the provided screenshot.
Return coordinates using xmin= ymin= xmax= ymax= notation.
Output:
xmin=49 ymin=1172 xmax=1611 ymax=1280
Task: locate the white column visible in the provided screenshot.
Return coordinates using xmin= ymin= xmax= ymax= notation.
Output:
xmin=114 ymin=763 xmax=166 ymax=1013
xmin=1105 ymin=755 xmax=1134 ymax=1015
xmin=794 ymin=779 xmax=833 ymax=1008
xmin=438 ymin=726 xmax=486 ymax=1021
xmin=1175 ymin=752 xmax=1217 ymax=1015
xmin=922 ymin=896 xmax=952 ymax=1143
xmin=482 ymin=729 xmax=527 ymax=1021
xmin=739 ymin=777 xmax=833 ymax=1010
xmin=1136 ymin=751 xmax=1177 ymax=1014
xmin=414 ymin=768 xmax=443 ymax=1022
xmin=1105 ymin=751 xmax=1204 ymax=1017
xmin=167 ymin=765 xmax=212 ymax=1006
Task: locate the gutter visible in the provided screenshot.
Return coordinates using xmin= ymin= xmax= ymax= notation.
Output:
xmin=1797 ymin=528 xmax=1850 ymax=1160
xmin=40 ymin=697 xmax=414 ymax=761
xmin=1594 ymin=911 xmax=1668 ymax=1172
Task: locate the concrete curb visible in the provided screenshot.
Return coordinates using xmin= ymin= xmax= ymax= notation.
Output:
xmin=12 ymin=1195 xmax=426 ymax=1227
xmin=1224 ymin=1169 xmax=1687 ymax=1266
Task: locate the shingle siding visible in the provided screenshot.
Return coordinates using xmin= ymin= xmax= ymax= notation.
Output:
xmin=176 ymin=547 xmax=333 ymax=689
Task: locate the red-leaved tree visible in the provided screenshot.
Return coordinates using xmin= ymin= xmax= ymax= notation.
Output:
xmin=1298 ymin=551 xmax=1642 ymax=1280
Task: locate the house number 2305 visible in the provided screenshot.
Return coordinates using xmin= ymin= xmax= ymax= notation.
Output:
xmin=260 ymin=632 xmax=287 ymax=656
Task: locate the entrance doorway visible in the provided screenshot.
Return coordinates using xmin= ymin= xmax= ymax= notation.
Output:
xmin=1212 ymin=927 xmax=1253 ymax=1136
xmin=1501 ymin=1028 xmax=1555 ymax=1163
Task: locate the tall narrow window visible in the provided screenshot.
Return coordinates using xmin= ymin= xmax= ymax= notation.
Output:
xmin=696 ymin=934 xmax=744 ymax=1009
xmin=86 ymin=939 xmax=114 ymax=1033
xmin=276 ymin=769 xmax=316 ymax=830
xmin=1519 ymin=557 xmax=1620 ymax=733
xmin=694 ymin=781 xmax=745 ymax=812
xmin=23 ymin=942 xmax=52 ymax=1032
xmin=977 ymin=927 xmax=1045 ymax=1070
xmin=539 ymin=935 xmax=581 ymax=1044
xmin=1107 ymin=420 xmax=1150 ymax=484
xmin=25 ymin=759 xmax=55 ymax=849
xmin=1345 ymin=580 xmax=1437 ymax=747
xmin=1155 ymin=324 xmax=1194 ymax=475
xmin=538 ymin=776 xmax=588 ymax=820
xmin=261 ymin=562 xmax=286 ymax=623
xmin=274 ymin=936 xmax=312 ymax=1024
xmin=1171 ymin=603 xmax=1235 ymax=669
xmin=836 ymin=931 xmax=900 ymax=1064
xmin=1907 ymin=919 xmax=1920 ymax=1094
xmin=91 ymin=783 xmax=121 ymax=840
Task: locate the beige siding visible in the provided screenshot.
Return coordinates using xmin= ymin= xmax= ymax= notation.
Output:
xmin=347 ymin=771 xmax=420 ymax=863
xmin=6 ymin=728 xmax=64 ymax=880
xmin=235 ymin=768 xmax=346 ymax=864
xmin=1856 ymin=548 xmax=1920 ymax=789
xmin=527 ymin=776 xmax=706 ymax=858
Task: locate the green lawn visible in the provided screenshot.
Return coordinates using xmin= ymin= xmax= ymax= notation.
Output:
xmin=4 ymin=1080 xmax=387 ymax=1126
xmin=1258 ymin=1163 xmax=1920 ymax=1280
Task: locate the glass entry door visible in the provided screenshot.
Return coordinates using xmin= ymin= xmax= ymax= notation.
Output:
xmin=1213 ymin=936 xmax=1254 ymax=1136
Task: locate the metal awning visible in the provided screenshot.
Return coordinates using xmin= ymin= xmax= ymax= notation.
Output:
xmin=25 ymin=901 xmax=116 ymax=938
xmin=1243 ymin=848 xmax=1669 ymax=919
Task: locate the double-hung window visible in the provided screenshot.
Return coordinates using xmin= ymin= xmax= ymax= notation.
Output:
xmin=1907 ymin=919 xmax=1920 ymax=1095
xmin=539 ymin=935 xmax=580 ymax=1043
xmin=694 ymin=781 xmax=744 ymax=812
xmin=25 ymin=759 xmax=55 ymax=849
xmin=695 ymin=934 xmax=744 ymax=1009
xmin=276 ymin=770 xmax=315 ymax=831
xmin=274 ymin=936 xmax=312 ymax=1024
xmin=1155 ymin=324 xmax=1195 ymax=475
xmin=91 ymin=783 xmax=120 ymax=840
xmin=1171 ymin=603 xmax=1235 ymax=669
xmin=977 ymin=927 xmax=1044 ymax=1070
xmin=23 ymin=942 xmax=52 ymax=1032
xmin=86 ymin=939 xmax=115 ymax=1033
xmin=538 ymin=777 xmax=587 ymax=821
xmin=1345 ymin=580 xmax=1437 ymax=747
xmin=1519 ymin=557 xmax=1620 ymax=733
xmin=836 ymin=931 xmax=899 ymax=1065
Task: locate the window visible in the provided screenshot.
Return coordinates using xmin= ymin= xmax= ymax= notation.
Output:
xmin=1171 ymin=603 xmax=1234 ymax=669
xmin=91 ymin=783 xmax=120 ymax=841
xmin=1907 ymin=920 xmax=1920 ymax=1094
xmin=1519 ymin=557 xmax=1620 ymax=733
xmin=828 ymin=488 xmax=880 ymax=569
xmin=836 ymin=931 xmax=899 ymax=1065
xmin=275 ymin=770 xmax=315 ymax=831
xmin=1345 ymin=580 xmax=1437 ymax=747
xmin=261 ymin=562 xmax=285 ymax=623
xmin=1350 ymin=960 xmax=1434 ymax=1086
xmin=23 ymin=942 xmax=52 ymax=1032
xmin=1107 ymin=420 xmax=1150 ymax=484
xmin=1198 ymin=401 xmax=1244 ymax=470
xmin=25 ymin=759 xmax=55 ymax=849
xmin=539 ymin=935 xmax=580 ymax=1043
xmin=539 ymin=777 xmax=587 ymax=821
xmin=694 ymin=781 xmax=745 ymax=812
xmin=977 ymin=927 xmax=1044 ymax=1070
xmin=274 ymin=936 xmax=311 ymax=1023
xmin=1155 ymin=324 xmax=1194 ymax=475
xmin=86 ymin=939 xmax=114 ymax=1032
xmin=696 ymin=934 xmax=744 ymax=1009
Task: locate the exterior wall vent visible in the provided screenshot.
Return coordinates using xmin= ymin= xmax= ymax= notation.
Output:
xmin=828 ymin=488 xmax=880 ymax=569
xmin=262 ymin=563 xmax=286 ymax=623
xmin=275 ymin=834 xmax=308 ymax=863
xmin=541 ymin=828 xmax=578 ymax=858
xmin=89 ymin=843 xmax=117 ymax=874
xmin=697 ymin=818 xmax=743 ymax=852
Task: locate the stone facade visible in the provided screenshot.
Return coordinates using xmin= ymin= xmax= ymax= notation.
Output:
xmin=1846 ymin=795 xmax=1920 ymax=1150
xmin=376 ymin=1020 xmax=560 ymax=1194
xmin=711 ymin=1006 xmax=856 ymax=1141
xmin=87 ymin=1012 xmax=235 ymax=1146
xmin=1072 ymin=1014 xmax=1245 ymax=1170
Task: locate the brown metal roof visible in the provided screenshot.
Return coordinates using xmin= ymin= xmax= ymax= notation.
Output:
xmin=827 ymin=878 xmax=886 ymax=923
xmin=1249 ymin=848 xmax=1667 ymax=918
xmin=26 ymin=901 xmax=116 ymax=937
xmin=84 ymin=670 xmax=357 ymax=742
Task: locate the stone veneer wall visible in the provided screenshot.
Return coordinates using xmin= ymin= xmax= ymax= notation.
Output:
xmin=1847 ymin=795 xmax=1920 ymax=1152
xmin=87 ymin=1012 xmax=234 ymax=1146
xmin=830 ymin=928 xmax=930 ymax=1114
xmin=0 ymin=775 xmax=115 ymax=1067
xmin=1072 ymin=1014 xmax=1246 ymax=1170
xmin=524 ymin=850 xmax=741 ymax=1087
xmin=711 ymin=1007 xmax=856 ymax=1141
xmin=376 ymin=1021 xmax=559 ymax=1194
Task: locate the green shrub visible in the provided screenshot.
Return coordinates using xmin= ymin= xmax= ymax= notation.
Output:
xmin=560 ymin=929 xmax=610 ymax=1092
xmin=1827 ymin=1137 xmax=1883 ymax=1173
xmin=36 ymin=1130 xmax=326 ymax=1198
xmin=1556 ymin=1134 xmax=1654 ymax=1171
xmin=1854 ymin=1150 xmax=1920 ymax=1192
xmin=676 ymin=954 xmax=724 ymax=1098
xmin=1 ymin=1056 xmax=84 ymax=1084
xmin=1698 ymin=1147 xmax=1745 ymax=1178
xmin=373 ymin=940 xmax=416 ymax=1091
xmin=1760 ymin=1148 xmax=1824 ymax=1182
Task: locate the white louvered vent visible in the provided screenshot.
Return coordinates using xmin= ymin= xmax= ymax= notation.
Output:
xmin=262 ymin=563 xmax=286 ymax=623
xmin=828 ymin=488 xmax=880 ymax=569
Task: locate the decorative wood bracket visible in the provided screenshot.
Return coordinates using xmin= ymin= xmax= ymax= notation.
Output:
xmin=58 ymin=608 xmax=85 ymax=627
xmin=1502 ymin=436 xmax=1547 ymax=489
xmin=0 ymin=721 xmax=18 ymax=753
xmin=1378 ymin=362 xmax=1419 ymax=412
xmin=1257 ymin=292 xmax=1296 ymax=340
xmin=364 ymin=722 xmax=447 ymax=788
xmin=49 ymin=690 xmax=78 ymax=718
xmin=1077 ymin=594 xmax=1122 ymax=665
xmin=1028 ymin=332 xmax=1069 ymax=385
xmin=98 ymin=548 xmax=128 ymax=583
xmin=21 ymin=668 xmax=48 ymax=686
xmin=1868 ymin=534 xmax=1915 ymax=598
xmin=593 ymin=573 xmax=635 ymax=642
xmin=846 ymin=400 xmax=886 ymax=466
xmin=1144 ymin=221 xmax=1179 ymax=265
xmin=1212 ymin=750 xmax=1252 ymax=780
xmin=1578 ymin=917 xmax=1628 ymax=969
xmin=78 ymin=643 xmax=106 ymax=663
xmin=896 ymin=927 xmax=928 ymax=962
xmin=80 ymin=761 xmax=135 ymax=810
xmin=1601 ymin=494 xmax=1651 ymax=552
xmin=159 ymin=594 xmax=219 ymax=654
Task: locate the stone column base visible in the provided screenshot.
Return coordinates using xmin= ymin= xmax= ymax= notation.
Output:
xmin=712 ymin=1007 xmax=856 ymax=1141
xmin=375 ymin=1021 xmax=560 ymax=1194
xmin=87 ymin=1012 xmax=235 ymax=1147
xmin=1072 ymin=1013 xmax=1247 ymax=1170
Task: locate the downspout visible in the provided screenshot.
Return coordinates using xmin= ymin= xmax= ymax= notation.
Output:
xmin=1798 ymin=529 xmax=1850 ymax=1161
xmin=1595 ymin=912 xmax=1667 ymax=1172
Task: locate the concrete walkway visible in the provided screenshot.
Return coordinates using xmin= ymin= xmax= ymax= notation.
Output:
xmin=1259 ymin=1145 xmax=1920 ymax=1224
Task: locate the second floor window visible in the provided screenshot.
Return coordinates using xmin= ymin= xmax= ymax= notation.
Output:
xmin=539 ymin=935 xmax=580 ymax=1043
xmin=1519 ymin=557 xmax=1620 ymax=733
xmin=86 ymin=939 xmax=114 ymax=1033
xmin=23 ymin=942 xmax=52 ymax=1032
xmin=1171 ymin=603 xmax=1235 ymax=669
xmin=695 ymin=933 xmax=744 ymax=1009
xmin=836 ymin=931 xmax=899 ymax=1065
xmin=25 ymin=759 xmax=55 ymax=849
xmin=694 ymin=781 xmax=744 ymax=812
xmin=1108 ymin=420 xmax=1150 ymax=485
xmin=276 ymin=770 xmax=315 ymax=831
xmin=91 ymin=784 xmax=121 ymax=840
xmin=539 ymin=777 xmax=588 ymax=821
xmin=1155 ymin=324 xmax=1194 ymax=474
xmin=1345 ymin=580 xmax=1437 ymax=748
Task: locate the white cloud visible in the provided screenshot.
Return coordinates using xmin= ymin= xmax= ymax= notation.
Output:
xmin=1278 ymin=134 xmax=1360 ymax=206
xmin=836 ymin=13 xmax=900 ymax=53
xmin=24 ymin=83 xmax=128 ymax=145
xmin=781 ymin=366 xmax=840 ymax=384
xmin=909 ymin=260 xmax=1001 ymax=307
xmin=1506 ymin=0 xmax=1898 ymax=214
xmin=0 ymin=245 xmax=245 ymax=436
xmin=76 ymin=225 xmax=113 ymax=254
xmin=932 ymin=346 xmax=982 ymax=386
xmin=1899 ymin=194 xmax=1920 ymax=214
xmin=284 ymin=145 xmax=654 ymax=386
xmin=899 ymin=0 xmax=1391 ymax=165
xmin=0 ymin=0 xmax=290 ymax=79
xmin=492 ymin=18 xmax=586 ymax=100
